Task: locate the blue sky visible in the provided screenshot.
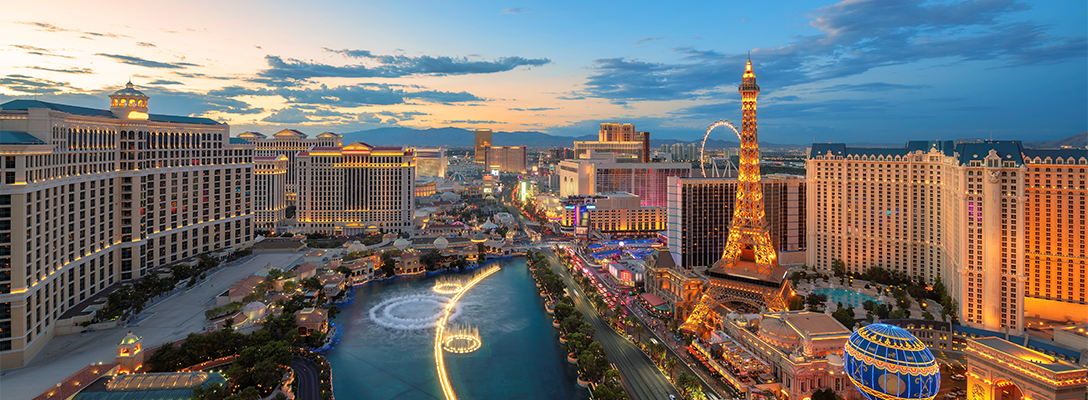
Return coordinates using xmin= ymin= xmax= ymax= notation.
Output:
xmin=1 ymin=0 xmax=1085 ymax=143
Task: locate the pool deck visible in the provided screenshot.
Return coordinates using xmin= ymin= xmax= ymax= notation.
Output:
xmin=795 ymin=278 xmax=940 ymax=320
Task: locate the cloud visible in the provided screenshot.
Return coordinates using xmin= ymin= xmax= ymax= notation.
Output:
xmin=209 ymin=83 xmax=483 ymax=107
xmin=0 ymin=74 xmax=82 ymax=94
xmin=503 ymin=7 xmax=531 ymax=14
xmin=96 ymin=53 xmax=200 ymax=69
xmin=148 ymin=79 xmax=184 ymax=85
xmin=18 ymin=21 xmax=71 ymax=32
xmin=376 ymin=110 xmax=428 ymax=121
xmin=509 ymin=107 xmax=560 ymax=111
xmin=262 ymin=107 xmax=315 ymax=123
xmin=773 ymin=95 xmax=801 ymax=102
xmin=256 ymin=50 xmax=550 ymax=79
xmin=11 ymin=44 xmax=75 ymax=59
xmin=18 ymin=21 xmax=130 ymax=39
xmin=443 ymin=119 xmax=499 ymax=124
xmin=813 ymin=82 xmax=931 ymax=93
xmin=634 ymin=37 xmax=663 ymax=45
xmin=136 ymin=41 xmax=156 ymax=47
xmin=21 ymin=66 xmax=94 ymax=74
xmin=579 ymin=0 xmax=1087 ymax=102
xmin=173 ymin=72 xmax=232 ymax=80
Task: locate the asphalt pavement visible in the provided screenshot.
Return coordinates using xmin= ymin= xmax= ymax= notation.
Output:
xmin=291 ymin=356 xmax=321 ymax=400
xmin=578 ymin=258 xmax=732 ymax=399
xmin=543 ymin=249 xmax=683 ymax=400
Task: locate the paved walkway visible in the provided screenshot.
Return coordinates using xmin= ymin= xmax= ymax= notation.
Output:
xmin=1 ymin=251 xmax=305 ymax=400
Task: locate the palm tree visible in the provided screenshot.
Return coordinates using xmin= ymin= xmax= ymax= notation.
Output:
xmin=665 ymin=357 xmax=679 ymax=381
xmin=634 ymin=324 xmax=645 ymax=344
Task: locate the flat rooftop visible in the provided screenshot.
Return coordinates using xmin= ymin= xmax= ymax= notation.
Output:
xmin=972 ymin=337 xmax=1086 ymax=374
xmin=783 ymin=312 xmax=850 ymax=337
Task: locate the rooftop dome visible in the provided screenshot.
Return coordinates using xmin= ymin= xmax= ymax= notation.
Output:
xmin=471 ymin=232 xmax=487 ymax=243
xmin=119 ymin=332 xmax=141 ymax=345
xmin=111 ymin=81 xmax=148 ymax=98
xmin=394 ymin=238 xmax=412 ymax=250
xmin=758 ymin=318 xmax=799 ymax=346
xmin=440 ymin=191 xmax=460 ymax=201
xmin=433 ymin=236 xmax=449 ymax=250
xmin=844 ymin=323 xmax=940 ymax=400
xmin=243 ymin=301 xmax=267 ymax=312
xmin=346 ymin=241 xmax=366 ymax=254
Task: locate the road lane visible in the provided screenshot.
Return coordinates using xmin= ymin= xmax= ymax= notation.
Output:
xmin=543 ymin=249 xmax=682 ymax=400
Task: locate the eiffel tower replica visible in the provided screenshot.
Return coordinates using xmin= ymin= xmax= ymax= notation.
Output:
xmin=680 ymin=56 xmax=790 ymax=334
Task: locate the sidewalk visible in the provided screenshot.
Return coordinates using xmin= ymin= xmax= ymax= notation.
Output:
xmin=0 ymin=251 xmax=305 ymax=400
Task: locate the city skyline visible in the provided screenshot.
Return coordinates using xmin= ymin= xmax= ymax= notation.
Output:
xmin=2 ymin=0 xmax=1085 ymax=143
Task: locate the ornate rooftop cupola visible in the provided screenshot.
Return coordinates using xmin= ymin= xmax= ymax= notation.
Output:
xmin=109 ymin=81 xmax=149 ymax=120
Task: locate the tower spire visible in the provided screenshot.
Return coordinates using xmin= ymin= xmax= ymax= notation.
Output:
xmin=681 ymin=54 xmax=787 ymax=334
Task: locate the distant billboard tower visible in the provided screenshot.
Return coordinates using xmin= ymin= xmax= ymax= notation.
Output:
xmin=475 ymin=129 xmax=492 ymax=164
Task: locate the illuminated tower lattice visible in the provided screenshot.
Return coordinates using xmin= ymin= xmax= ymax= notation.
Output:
xmin=681 ymin=57 xmax=790 ymax=334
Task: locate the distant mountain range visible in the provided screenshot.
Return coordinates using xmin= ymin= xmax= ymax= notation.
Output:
xmin=340 ymin=128 xmax=1086 ymax=150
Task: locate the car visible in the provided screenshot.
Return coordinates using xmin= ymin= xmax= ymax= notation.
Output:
xmin=945 ymin=393 xmax=957 ymax=399
xmin=951 ymin=374 xmax=966 ymax=381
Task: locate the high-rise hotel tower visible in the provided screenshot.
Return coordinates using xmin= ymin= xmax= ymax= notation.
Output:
xmin=0 ymin=83 xmax=254 ymax=368
xmin=807 ymin=141 xmax=1086 ymax=333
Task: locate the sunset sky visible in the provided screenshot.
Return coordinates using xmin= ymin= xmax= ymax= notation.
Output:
xmin=1 ymin=0 xmax=1085 ymax=143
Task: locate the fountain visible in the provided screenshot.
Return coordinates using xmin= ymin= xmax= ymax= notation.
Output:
xmin=442 ymin=323 xmax=482 ymax=354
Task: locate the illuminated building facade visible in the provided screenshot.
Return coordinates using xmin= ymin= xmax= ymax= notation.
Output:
xmin=253 ymin=155 xmax=288 ymax=229
xmin=239 ymin=129 xmax=341 ymax=206
xmin=667 ymin=175 xmax=807 ymax=269
xmin=682 ymin=59 xmax=790 ymax=334
xmin=1020 ymin=150 xmax=1087 ymax=323
xmin=964 ymin=337 xmax=1086 ymax=400
xmin=295 ymin=142 xmax=415 ymax=235
xmin=573 ymin=123 xmax=650 ymax=162
xmin=415 ymin=148 xmax=447 ymax=178
xmin=557 ymin=157 xmax=691 ymax=208
xmin=807 ymin=140 xmax=1051 ymax=334
xmin=713 ymin=311 xmax=858 ymax=400
xmin=474 ymin=129 xmax=492 ymax=164
xmin=560 ymin=192 xmax=665 ymax=236
xmin=482 ymin=145 xmax=527 ymax=174
xmin=0 ymin=85 xmax=254 ymax=369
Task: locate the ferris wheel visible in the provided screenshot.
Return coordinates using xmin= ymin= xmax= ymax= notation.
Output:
xmin=699 ymin=119 xmax=742 ymax=178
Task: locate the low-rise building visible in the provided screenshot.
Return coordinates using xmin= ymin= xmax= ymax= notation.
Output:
xmin=561 ymin=192 xmax=665 ymax=237
xmin=295 ymin=308 xmax=328 ymax=335
xmin=713 ymin=311 xmax=858 ymax=400
xmin=965 ymin=336 xmax=1086 ymax=400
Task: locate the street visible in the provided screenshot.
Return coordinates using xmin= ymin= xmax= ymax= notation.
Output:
xmin=291 ymin=356 xmax=322 ymax=400
xmin=542 ymin=249 xmax=683 ymax=400
xmin=575 ymin=251 xmax=733 ymax=399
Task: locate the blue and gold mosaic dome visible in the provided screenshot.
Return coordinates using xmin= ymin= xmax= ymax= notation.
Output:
xmin=844 ymin=323 xmax=940 ymax=400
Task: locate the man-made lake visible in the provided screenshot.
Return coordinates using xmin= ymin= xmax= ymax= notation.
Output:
xmin=326 ymin=257 xmax=588 ymax=399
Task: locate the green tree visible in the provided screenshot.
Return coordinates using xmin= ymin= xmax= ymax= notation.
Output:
xmin=664 ymin=356 xmax=680 ymax=381
xmin=380 ymin=256 xmax=396 ymax=278
xmin=302 ymin=277 xmax=322 ymax=290
xmin=833 ymin=306 xmax=855 ymax=329
xmin=788 ymin=295 xmax=805 ymax=311
xmin=421 ymin=250 xmax=443 ymax=271
xmin=226 ymin=340 xmax=292 ymax=397
xmin=832 ymin=259 xmax=846 ymax=277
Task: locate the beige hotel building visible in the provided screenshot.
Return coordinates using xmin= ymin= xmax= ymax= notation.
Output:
xmin=295 ymin=142 xmax=415 ymax=235
xmin=807 ymin=140 xmax=1086 ymax=335
xmin=238 ymin=129 xmax=341 ymax=206
xmin=0 ymin=83 xmax=254 ymax=368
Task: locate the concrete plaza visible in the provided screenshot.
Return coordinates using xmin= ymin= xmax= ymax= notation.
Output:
xmin=0 ymin=251 xmax=305 ymax=400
